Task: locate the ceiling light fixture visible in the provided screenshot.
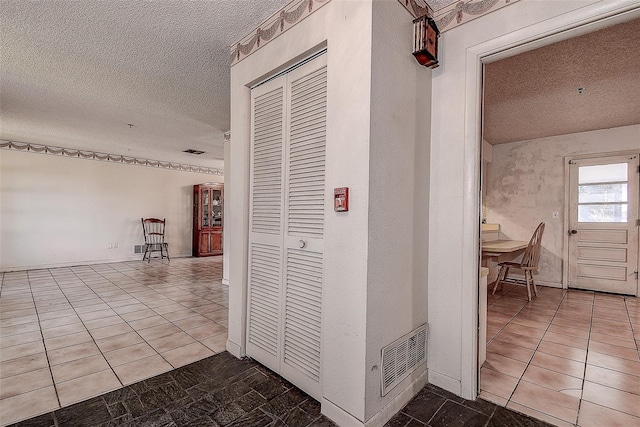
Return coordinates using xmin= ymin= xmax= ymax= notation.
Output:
xmin=183 ymin=149 xmax=205 ymax=155
xmin=127 ymin=123 xmax=134 ymax=128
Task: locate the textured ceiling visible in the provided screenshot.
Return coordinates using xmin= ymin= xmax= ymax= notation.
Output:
xmin=0 ymin=0 xmax=290 ymax=168
xmin=484 ymin=18 xmax=640 ymax=145
xmin=4 ymin=2 xmax=637 ymax=164
xmin=425 ymin=0 xmax=459 ymax=11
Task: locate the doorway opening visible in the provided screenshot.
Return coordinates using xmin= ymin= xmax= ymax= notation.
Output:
xmin=477 ymin=15 xmax=640 ymax=426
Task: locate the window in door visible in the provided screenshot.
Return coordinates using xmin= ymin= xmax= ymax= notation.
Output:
xmin=578 ymin=163 xmax=628 ymax=223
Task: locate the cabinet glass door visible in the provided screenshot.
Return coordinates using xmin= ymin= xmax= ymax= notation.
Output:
xmin=212 ymin=189 xmax=222 ymax=226
xmin=202 ymin=189 xmax=210 ymax=227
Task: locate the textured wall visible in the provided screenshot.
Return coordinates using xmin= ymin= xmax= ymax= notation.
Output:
xmin=365 ymin=0 xmax=431 ymax=420
xmin=228 ymin=1 xmax=374 ymax=422
xmin=485 ymin=124 xmax=640 ymax=285
xmin=229 ymin=1 xmax=431 ymax=423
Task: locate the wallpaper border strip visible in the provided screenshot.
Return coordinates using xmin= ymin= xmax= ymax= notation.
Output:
xmin=230 ymin=0 xmax=519 ymax=65
xmin=400 ymin=0 xmax=521 ymax=32
xmin=0 ymin=140 xmax=223 ymax=176
xmin=230 ymin=0 xmax=330 ymax=66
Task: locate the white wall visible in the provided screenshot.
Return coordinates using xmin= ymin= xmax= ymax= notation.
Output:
xmin=365 ymin=0 xmax=431 ymax=421
xmin=429 ymin=0 xmax=640 ymax=399
xmin=229 ymin=0 xmax=432 ymax=424
xmin=486 ymin=124 xmax=640 ymax=286
xmin=0 ymin=149 xmax=222 ymax=271
xmin=228 ymin=1 xmax=373 ymax=423
xmin=222 ymin=139 xmax=231 ymax=286
xmin=228 ymin=0 xmax=640 ymax=420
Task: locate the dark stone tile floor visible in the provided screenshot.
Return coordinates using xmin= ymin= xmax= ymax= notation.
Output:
xmin=9 ymin=352 xmax=552 ymax=427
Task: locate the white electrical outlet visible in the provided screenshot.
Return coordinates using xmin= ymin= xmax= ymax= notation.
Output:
xmin=114 ymin=242 xmax=118 ymax=248
xmin=107 ymin=243 xmax=113 ymax=249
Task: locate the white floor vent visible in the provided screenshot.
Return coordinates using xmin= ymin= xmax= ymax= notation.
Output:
xmin=380 ymin=324 xmax=428 ymax=396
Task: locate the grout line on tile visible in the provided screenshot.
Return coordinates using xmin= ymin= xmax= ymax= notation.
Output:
xmin=29 ymin=269 xmax=63 ymax=410
xmin=47 ymin=267 xmax=129 ymax=390
xmin=495 ymin=288 xmax=583 ymax=418
xmin=574 ymin=288 xmax=596 ymax=426
xmin=1 ymin=257 xmax=227 ymax=425
xmin=424 ymin=398 xmax=449 ymax=426
xmin=623 ymin=296 xmax=640 ymax=361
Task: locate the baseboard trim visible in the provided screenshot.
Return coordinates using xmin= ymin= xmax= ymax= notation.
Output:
xmin=536 ymin=280 xmax=562 ymax=289
xmin=0 ymin=254 xmax=201 ymax=273
xmin=428 ymin=370 xmax=461 ymax=397
xmin=1 ymin=256 xmax=151 ymax=273
xmin=226 ymin=339 xmax=243 ymax=359
xmin=364 ymin=368 xmax=429 ymax=427
xmin=320 ymin=368 xmax=429 ymax=427
xmin=500 ymin=274 xmax=562 ymax=290
xmin=321 ymin=398 xmax=364 ymax=427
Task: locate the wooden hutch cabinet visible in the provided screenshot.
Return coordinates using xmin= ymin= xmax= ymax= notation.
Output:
xmin=193 ymin=183 xmax=223 ymax=257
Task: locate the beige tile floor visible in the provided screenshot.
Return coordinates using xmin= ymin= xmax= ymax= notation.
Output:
xmin=481 ymin=282 xmax=640 ymax=427
xmin=0 ymin=257 xmax=228 ymax=426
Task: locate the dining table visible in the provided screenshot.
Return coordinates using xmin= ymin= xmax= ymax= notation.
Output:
xmin=482 ymin=239 xmax=528 ymax=255
xmin=481 ymin=239 xmax=528 ymax=285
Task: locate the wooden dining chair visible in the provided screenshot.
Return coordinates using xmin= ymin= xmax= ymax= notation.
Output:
xmin=141 ymin=218 xmax=170 ymax=262
xmin=492 ymin=222 xmax=545 ymax=301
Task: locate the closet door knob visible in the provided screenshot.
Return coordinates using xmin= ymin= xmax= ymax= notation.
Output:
xmin=298 ymin=240 xmax=307 ymax=248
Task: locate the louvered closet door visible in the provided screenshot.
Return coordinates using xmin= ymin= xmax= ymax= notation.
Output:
xmin=281 ymin=58 xmax=327 ymax=399
xmin=247 ymin=53 xmax=326 ymax=401
xmin=247 ymin=76 xmax=286 ymax=371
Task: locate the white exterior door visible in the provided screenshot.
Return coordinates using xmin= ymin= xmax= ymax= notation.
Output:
xmin=568 ymin=154 xmax=639 ymax=295
xmin=247 ymin=54 xmax=327 ymax=400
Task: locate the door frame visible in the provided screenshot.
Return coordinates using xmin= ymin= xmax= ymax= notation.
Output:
xmin=562 ymin=150 xmax=640 ymax=290
xmin=471 ymin=5 xmax=640 ymax=399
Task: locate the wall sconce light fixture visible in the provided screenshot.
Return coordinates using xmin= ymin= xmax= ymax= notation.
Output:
xmin=412 ymin=15 xmax=440 ymax=69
